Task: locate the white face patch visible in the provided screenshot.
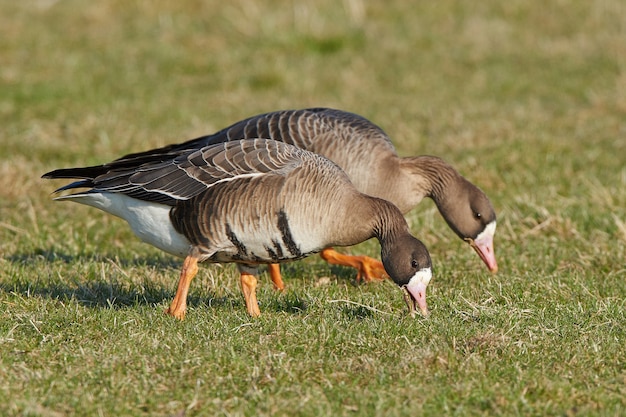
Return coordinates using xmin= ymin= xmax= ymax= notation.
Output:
xmin=407 ymin=267 xmax=432 ymax=290
xmin=469 ymin=220 xmax=498 ymax=273
xmin=475 ymin=220 xmax=497 ymax=244
xmin=404 ymin=267 xmax=432 ymax=317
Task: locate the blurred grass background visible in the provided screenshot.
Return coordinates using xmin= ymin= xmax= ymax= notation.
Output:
xmin=1 ymin=0 xmax=625 ymax=416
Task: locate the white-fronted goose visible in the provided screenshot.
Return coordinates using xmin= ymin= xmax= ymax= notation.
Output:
xmin=43 ymin=139 xmax=433 ymax=319
xmin=102 ymin=108 xmax=497 ymax=289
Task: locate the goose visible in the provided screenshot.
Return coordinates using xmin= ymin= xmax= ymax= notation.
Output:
xmin=43 ymin=139 xmax=433 ymax=319
xmin=96 ymin=108 xmax=497 ymax=290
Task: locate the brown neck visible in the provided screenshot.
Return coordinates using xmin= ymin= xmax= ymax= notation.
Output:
xmin=330 ymin=192 xmax=409 ymax=248
xmin=400 ymin=155 xmax=460 ymax=207
xmin=366 ymin=196 xmax=410 ymax=246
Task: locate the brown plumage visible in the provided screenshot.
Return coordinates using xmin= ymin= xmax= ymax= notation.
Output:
xmin=74 ymin=108 xmax=497 ymax=286
xmin=43 ymin=139 xmax=433 ymax=318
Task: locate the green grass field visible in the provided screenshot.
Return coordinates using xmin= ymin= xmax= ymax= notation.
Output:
xmin=1 ymin=1 xmax=625 ymax=415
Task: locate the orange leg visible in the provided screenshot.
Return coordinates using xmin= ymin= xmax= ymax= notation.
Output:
xmin=240 ymin=272 xmax=261 ymax=317
xmin=268 ymin=263 xmax=285 ymax=291
xmin=320 ymin=248 xmax=389 ymax=283
xmin=165 ymin=253 xmax=200 ymax=320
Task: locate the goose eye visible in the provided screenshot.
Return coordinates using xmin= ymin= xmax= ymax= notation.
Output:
xmin=411 ymin=260 xmax=419 ymax=269
xmin=474 ymin=212 xmax=482 ymax=219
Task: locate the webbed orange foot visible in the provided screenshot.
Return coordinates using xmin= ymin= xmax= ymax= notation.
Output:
xmin=320 ymin=248 xmax=389 ymax=283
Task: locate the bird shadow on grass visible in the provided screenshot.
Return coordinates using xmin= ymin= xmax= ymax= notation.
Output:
xmin=4 ymin=248 xmax=206 ymax=310
xmin=276 ymin=260 xmax=364 ymax=286
xmin=6 ymin=247 xmax=181 ymax=269
xmin=2 ymin=248 xmax=332 ymax=316
xmin=260 ymin=262 xmax=374 ymax=318
xmin=263 ymin=291 xmax=311 ymax=315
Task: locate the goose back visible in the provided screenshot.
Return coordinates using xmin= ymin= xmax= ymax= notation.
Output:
xmin=44 ymin=109 xmax=399 ymax=201
xmin=46 ymin=140 xmax=385 ymax=265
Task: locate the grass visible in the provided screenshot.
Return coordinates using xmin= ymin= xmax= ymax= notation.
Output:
xmin=1 ymin=0 xmax=625 ymax=415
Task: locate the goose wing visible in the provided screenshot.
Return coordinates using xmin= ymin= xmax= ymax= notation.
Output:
xmin=44 ymin=108 xmax=396 ymax=187
xmin=43 ymin=108 xmax=395 ymax=182
xmin=45 ymin=139 xmax=307 ymax=205
xmin=166 ymin=107 xmax=396 ymax=154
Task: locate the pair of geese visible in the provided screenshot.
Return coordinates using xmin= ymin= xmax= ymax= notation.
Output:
xmin=43 ymin=108 xmax=498 ymax=319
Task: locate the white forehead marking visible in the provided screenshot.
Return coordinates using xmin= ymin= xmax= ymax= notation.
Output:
xmin=407 ymin=267 xmax=432 ymax=288
xmin=475 ymin=220 xmax=497 ymax=242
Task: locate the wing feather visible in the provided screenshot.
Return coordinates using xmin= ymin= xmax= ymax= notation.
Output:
xmin=47 ymin=139 xmax=307 ymax=204
xmin=42 ymin=108 xmax=393 ymax=182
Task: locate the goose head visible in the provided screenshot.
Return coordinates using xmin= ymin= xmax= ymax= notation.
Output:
xmin=381 ymin=234 xmax=433 ymax=317
xmin=438 ymin=178 xmax=498 ymax=273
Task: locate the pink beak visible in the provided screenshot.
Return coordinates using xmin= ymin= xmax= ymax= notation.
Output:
xmin=403 ymin=267 xmax=432 ymax=318
xmin=469 ymin=228 xmax=498 ymax=273
xmin=403 ymin=283 xmax=429 ymax=318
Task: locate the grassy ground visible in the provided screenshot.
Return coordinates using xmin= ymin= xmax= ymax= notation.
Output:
xmin=1 ymin=0 xmax=625 ymax=415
